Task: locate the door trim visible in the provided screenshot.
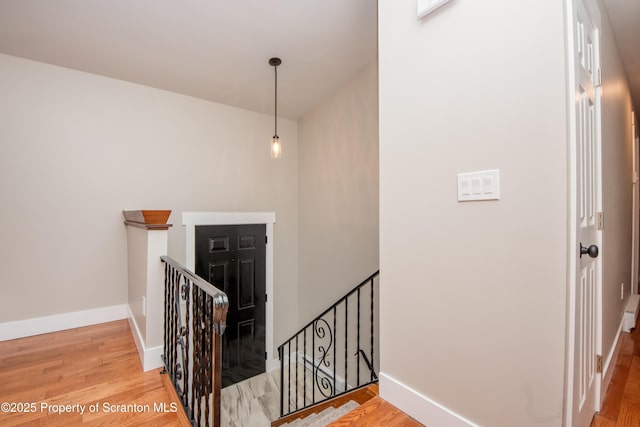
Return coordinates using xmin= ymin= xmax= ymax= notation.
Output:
xmin=633 ymin=113 xmax=639 ymax=295
xmin=183 ymin=212 xmax=278 ymax=372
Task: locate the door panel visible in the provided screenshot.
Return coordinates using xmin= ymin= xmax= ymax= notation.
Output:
xmin=572 ymin=0 xmax=601 ymax=425
xmin=195 ymin=224 xmax=266 ymax=388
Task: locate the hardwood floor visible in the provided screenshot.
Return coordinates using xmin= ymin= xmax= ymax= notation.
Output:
xmin=592 ymin=320 xmax=640 ymax=427
xmin=0 ymin=320 xmax=188 ymax=426
xmin=11 ymin=318 xmax=640 ymax=427
xmin=327 ymin=397 xmax=423 ymax=427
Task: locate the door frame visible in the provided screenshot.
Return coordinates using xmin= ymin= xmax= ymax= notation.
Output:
xmin=633 ymin=112 xmax=639 ymax=295
xmin=183 ymin=211 xmax=278 ymax=372
xmin=564 ymin=0 xmax=603 ymax=425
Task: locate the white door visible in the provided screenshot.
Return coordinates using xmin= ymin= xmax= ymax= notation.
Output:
xmin=570 ymin=0 xmax=602 ymax=425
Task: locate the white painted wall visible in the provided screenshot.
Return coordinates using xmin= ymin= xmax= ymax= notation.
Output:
xmin=378 ymin=1 xmax=569 ymax=426
xmin=597 ymin=0 xmax=635 ymax=375
xmin=379 ymin=1 xmax=635 ymax=425
xmin=0 ymin=54 xmax=299 ymax=348
xmin=297 ymin=62 xmax=379 ymax=321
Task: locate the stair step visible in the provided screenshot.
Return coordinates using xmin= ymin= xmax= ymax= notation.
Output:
xmin=305 ymin=407 xmax=335 ymax=427
xmin=283 ymin=411 xmax=318 ymax=427
xmin=283 ymin=401 xmax=359 ymax=427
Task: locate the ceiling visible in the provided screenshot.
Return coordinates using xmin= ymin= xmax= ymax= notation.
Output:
xmin=604 ymin=0 xmax=640 ymax=113
xmin=0 ymin=0 xmax=377 ymax=120
xmin=0 ymin=1 xmax=637 ymax=120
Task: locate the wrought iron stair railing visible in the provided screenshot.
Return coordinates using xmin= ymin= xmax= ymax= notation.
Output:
xmin=161 ymin=256 xmax=229 ymax=427
xmin=278 ymin=271 xmax=379 ymax=418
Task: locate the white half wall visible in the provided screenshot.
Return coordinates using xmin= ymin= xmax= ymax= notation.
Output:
xmin=125 ymin=224 xmax=168 ymax=371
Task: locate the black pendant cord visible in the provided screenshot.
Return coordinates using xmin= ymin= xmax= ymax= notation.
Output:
xmin=274 ymin=65 xmax=278 ymax=137
xmin=269 ymin=57 xmax=281 ymax=139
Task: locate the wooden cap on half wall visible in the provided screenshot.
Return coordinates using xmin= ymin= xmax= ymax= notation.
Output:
xmin=123 ymin=210 xmax=173 ymax=230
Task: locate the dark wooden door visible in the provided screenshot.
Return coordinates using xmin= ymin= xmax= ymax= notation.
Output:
xmin=195 ymin=224 xmax=266 ymax=388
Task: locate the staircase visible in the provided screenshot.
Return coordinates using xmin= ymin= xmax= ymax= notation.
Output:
xmin=274 ymin=272 xmax=380 ymax=426
xmin=272 ymin=383 xmax=378 ymax=427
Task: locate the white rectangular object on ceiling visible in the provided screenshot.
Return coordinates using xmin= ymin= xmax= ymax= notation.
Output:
xmin=417 ymin=0 xmax=452 ymax=19
xmin=457 ymin=170 xmax=500 ymax=202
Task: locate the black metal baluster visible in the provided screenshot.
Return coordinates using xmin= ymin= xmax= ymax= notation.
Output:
xmin=184 ymin=281 xmax=191 ymax=410
xmin=173 ymin=271 xmax=179 ymax=381
xmin=303 ymin=328 xmax=307 ymax=407
xmin=370 ymin=278 xmax=375 ymax=381
xmin=357 ymin=288 xmax=361 ymax=386
xmin=191 ymin=285 xmax=197 ymax=425
xmin=181 ymin=281 xmax=188 ymax=406
xmin=295 ymin=334 xmax=299 ymax=411
xmin=163 ymin=264 xmax=169 ymax=373
xmin=176 ymin=273 xmax=181 ymax=381
xmin=168 ymin=269 xmax=173 ymax=378
xmin=193 ymin=286 xmax=201 ymax=425
xmin=201 ymin=291 xmax=207 ymax=427
xmin=199 ymin=292 xmax=205 ymax=427
xmin=312 ymin=323 xmax=315 ymax=404
xmin=333 ymin=306 xmax=336 ymax=397
xmin=170 ymin=272 xmax=176 ymax=380
xmin=204 ymin=294 xmax=212 ymax=427
xmin=175 ymin=273 xmax=180 ymax=389
xmin=199 ymin=289 xmax=206 ymax=427
xmin=163 ymin=264 xmax=167 ymax=364
xmin=279 ymin=346 xmax=284 ymax=417
xmin=288 ymin=340 xmax=291 ymax=414
xmin=344 ymin=299 xmax=348 ymax=392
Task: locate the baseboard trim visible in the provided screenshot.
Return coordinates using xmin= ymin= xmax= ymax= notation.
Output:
xmin=126 ymin=305 xmax=164 ymax=372
xmin=379 ymin=372 xmax=479 ymax=427
xmin=601 ymin=316 xmax=625 ymax=402
xmin=0 ymin=304 xmax=128 ymax=341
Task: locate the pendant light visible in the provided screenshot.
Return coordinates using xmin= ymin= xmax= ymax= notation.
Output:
xmin=269 ymin=57 xmax=282 ymax=159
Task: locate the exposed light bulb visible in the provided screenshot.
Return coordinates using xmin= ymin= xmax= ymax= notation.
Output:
xmin=271 ymin=136 xmax=282 ymax=159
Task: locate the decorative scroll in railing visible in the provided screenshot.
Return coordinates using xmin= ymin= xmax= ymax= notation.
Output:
xmin=161 ymin=256 xmax=229 ymax=427
xmin=278 ymin=271 xmax=380 ymax=418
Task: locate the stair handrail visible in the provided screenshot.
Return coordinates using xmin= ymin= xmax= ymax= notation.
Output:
xmin=161 ymin=256 xmax=229 ymax=427
xmin=279 ymin=271 xmax=379 ymax=345
xmin=161 ymin=256 xmax=229 ymax=334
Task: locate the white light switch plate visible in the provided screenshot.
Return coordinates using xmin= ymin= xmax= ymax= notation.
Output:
xmin=457 ymin=169 xmax=500 ymax=201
